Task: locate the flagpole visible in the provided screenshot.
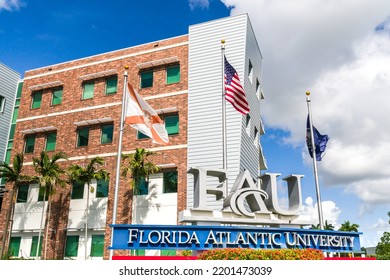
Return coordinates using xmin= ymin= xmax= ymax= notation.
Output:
xmin=109 ymin=67 xmax=128 ymax=260
xmin=306 ymin=91 xmax=324 ymax=230
xmin=221 ymin=40 xmax=228 ymax=195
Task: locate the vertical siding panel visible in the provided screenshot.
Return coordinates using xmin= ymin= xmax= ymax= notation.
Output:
xmin=187 ymin=14 xmax=265 ymax=210
xmin=0 ymin=63 xmax=20 ymax=162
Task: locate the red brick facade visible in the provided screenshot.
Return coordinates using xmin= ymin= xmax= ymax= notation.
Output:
xmin=1 ymin=35 xmax=189 ymax=259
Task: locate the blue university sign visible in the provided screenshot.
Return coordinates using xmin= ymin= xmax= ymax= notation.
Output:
xmin=110 ymin=224 xmax=361 ymax=253
xmin=111 ymin=167 xmax=362 ymax=253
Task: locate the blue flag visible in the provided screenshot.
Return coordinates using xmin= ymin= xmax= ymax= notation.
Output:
xmin=306 ymin=116 xmax=329 ymax=161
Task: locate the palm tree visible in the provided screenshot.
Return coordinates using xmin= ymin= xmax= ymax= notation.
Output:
xmin=121 ymin=148 xmax=160 ymax=192
xmin=67 ymin=157 xmax=109 ymax=259
xmin=121 ymin=148 xmax=160 ymax=225
xmin=310 ymin=220 xmax=335 ymax=230
xmin=339 ymin=220 xmax=359 ymax=232
xmin=32 ymin=151 xmax=67 ymax=259
xmin=0 ymin=153 xmax=30 ymax=258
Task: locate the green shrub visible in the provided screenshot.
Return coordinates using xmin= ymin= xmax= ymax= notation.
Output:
xmin=197 ymin=248 xmax=324 ymax=260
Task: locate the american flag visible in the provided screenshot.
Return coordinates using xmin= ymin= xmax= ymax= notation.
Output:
xmin=224 ymin=56 xmax=250 ymax=115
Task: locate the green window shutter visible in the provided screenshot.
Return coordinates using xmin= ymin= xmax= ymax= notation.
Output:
xmin=5 ymin=147 xmax=12 ymax=165
xmin=82 ymin=82 xmax=94 ymax=99
xmin=9 ymin=124 xmax=16 ymax=140
xmin=8 ymin=237 xmax=21 ymax=257
xmin=165 ymin=115 xmax=179 ymax=135
xmin=77 ymin=127 xmax=89 ymax=147
xmin=38 ymin=187 xmax=49 ymax=202
xmin=30 ymin=236 xmax=43 ymax=257
xmin=45 ymin=132 xmax=57 ymax=151
xmin=24 ymin=135 xmax=35 ymax=154
xmin=105 ymin=76 xmax=118 ymax=95
xmin=65 ymin=236 xmax=79 ymax=257
xmin=135 ymin=249 xmax=145 ymax=256
xmin=31 ymin=91 xmax=42 ymax=109
xmin=101 ymin=124 xmax=113 ymax=144
xmin=52 ymin=88 xmax=63 ymax=105
xmin=96 ymin=179 xmax=109 ymax=198
xmin=140 ymin=71 xmax=153 ymax=88
xmin=91 ymin=235 xmax=104 ymax=257
xmin=166 ymin=65 xmax=180 ymax=84
xmin=17 ymin=184 xmax=29 ymax=203
xmin=71 ymin=181 xmax=85 ymax=199
xmin=163 ymin=171 xmax=178 ymax=193
xmin=11 ymin=107 xmax=19 ymax=123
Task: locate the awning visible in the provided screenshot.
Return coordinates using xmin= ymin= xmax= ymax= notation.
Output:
xmin=79 ymin=69 xmax=117 ymax=81
xmin=74 ymin=117 xmax=114 ymax=127
xmin=28 ymin=81 xmax=63 ymax=91
xmin=137 ymin=57 xmax=179 ymax=70
xmin=21 ymin=126 xmax=57 ymax=134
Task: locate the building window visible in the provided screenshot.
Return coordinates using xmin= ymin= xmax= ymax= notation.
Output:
xmin=71 ymin=181 xmax=84 ymax=199
xmin=256 ymin=79 xmax=260 ymax=99
xmin=8 ymin=236 xmax=21 ymax=257
xmin=65 ymin=235 xmax=79 ymax=257
xmin=166 ymin=65 xmax=180 ymax=84
xmin=77 ymin=127 xmax=89 ymax=147
xmin=16 ymin=184 xmax=29 ymax=203
xmin=82 ymin=82 xmax=94 ymax=100
xmin=245 ymin=114 xmax=251 ymax=136
xmin=165 ymin=114 xmax=179 ymax=135
xmin=24 ymin=135 xmax=36 ymax=154
xmin=30 ymin=236 xmax=42 ymax=257
xmin=140 ymin=71 xmax=153 ymax=88
xmin=105 ymin=76 xmax=118 ymax=95
xmin=90 ymin=235 xmax=104 ymax=257
xmin=163 ymin=171 xmax=178 ymax=193
xmin=96 ymin=179 xmax=108 ymax=198
xmin=101 ymin=124 xmax=113 ymax=144
xmin=248 ymin=59 xmax=253 ymax=83
xmin=51 ymin=88 xmax=63 ymax=105
xmin=135 ymin=177 xmax=148 ymax=195
xmin=38 ymin=187 xmax=49 ymax=202
xmin=0 ymin=95 xmax=5 ymax=112
xmin=45 ymin=132 xmax=57 ymax=151
xmin=254 ymin=127 xmax=259 ymax=147
xmin=31 ymin=91 xmax=42 ymax=109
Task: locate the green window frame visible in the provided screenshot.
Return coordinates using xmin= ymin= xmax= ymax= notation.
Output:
xmin=166 ymin=65 xmax=180 ymax=84
xmin=90 ymin=235 xmax=104 ymax=257
xmin=96 ymin=179 xmax=109 ymax=198
xmin=101 ymin=124 xmax=113 ymax=144
xmin=165 ymin=114 xmax=179 ymax=135
xmin=17 ymin=184 xmax=29 ymax=203
xmin=51 ymin=88 xmax=63 ymax=105
xmin=82 ymin=82 xmax=94 ymax=100
xmin=24 ymin=135 xmax=35 ymax=154
xmin=8 ymin=236 xmax=21 ymax=257
xmin=31 ymin=91 xmax=42 ymax=109
xmin=77 ymin=127 xmax=89 ymax=147
xmin=163 ymin=171 xmax=178 ymax=193
xmin=45 ymin=132 xmax=57 ymax=151
xmin=65 ymin=235 xmax=79 ymax=257
xmin=140 ymin=71 xmax=153 ymax=88
xmin=105 ymin=76 xmax=118 ymax=95
xmin=30 ymin=236 xmax=43 ymax=257
xmin=71 ymin=181 xmax=85 ymax=199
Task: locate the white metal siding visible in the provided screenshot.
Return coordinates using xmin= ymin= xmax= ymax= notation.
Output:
xmin=187 ymin=14 xmax=265 ymax=210
xmin=0 ymin=63 xmax=20 ymax=162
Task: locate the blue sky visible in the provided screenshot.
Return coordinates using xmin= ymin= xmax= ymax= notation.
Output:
xmin=1 ymin=0 xmax=390 ymax=248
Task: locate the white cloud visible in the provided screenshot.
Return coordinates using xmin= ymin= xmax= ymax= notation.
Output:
xmin=220 ymin=0 xmax=390 ymax=207
xmin=188 ymin=0 xmax=209 ymax=10
xmin=297 ymin=197 xmax=341 ymax=228
xmin=0 ymin=0 xmax=23 ymax=11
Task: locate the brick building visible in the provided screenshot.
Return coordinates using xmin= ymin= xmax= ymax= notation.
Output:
xmin=0 ymin=14 xmax=266 ymax=259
